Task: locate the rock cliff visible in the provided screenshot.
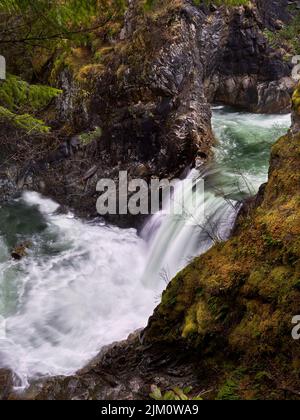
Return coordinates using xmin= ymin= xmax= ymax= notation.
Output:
xmin=0 ymin=0 xmax=296 ymax=224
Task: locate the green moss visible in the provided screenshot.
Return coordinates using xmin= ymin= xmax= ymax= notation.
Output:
xmin=150 ymin=385 xmax=203 ymax=401
xmin=182 ymin=306 xmax=198 ymax=338
xmin=0 ymin=74 xmax=61 ymax=133
xmin=79 ymin=126 xmax=102 ymax=146
xmin=292 ymin=85 xmax=300 ymax=114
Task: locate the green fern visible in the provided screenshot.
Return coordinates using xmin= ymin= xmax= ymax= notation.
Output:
xmin=0 ymin=75 xmax=61 ymax=113
xmin=150 ymin=385 xmax=203 ymax=401
xmin=0 ymin=106 xmax=50 ymax=133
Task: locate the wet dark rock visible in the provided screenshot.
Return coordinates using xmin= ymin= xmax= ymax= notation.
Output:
xmin=11 ymin=241 xmax=32 ymax=261
xmin=0 ymin=369 xmax=14 ymax=400
xmin=20 ymin=332 xmax=205 ymax=401
xmin=257 ymin=0 xmax=291 ymax=29
xmin=205 ymin=5 xmax=295 ymax=112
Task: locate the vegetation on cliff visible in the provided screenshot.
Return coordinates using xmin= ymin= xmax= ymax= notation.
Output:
xmin=292 ymin=83 xmax=300 ymax=114
xmin=0 ymin=75 xmax=61 ymax=133
xmin=0 ymin=0 xmax=126 ymax=133
xmin=264 ymin=4 xmax=300 ymax=56
xmin=0 ymin=0 xmax=126 ymax=49
xmin=145 ymin=109 xmax=300 ymax=399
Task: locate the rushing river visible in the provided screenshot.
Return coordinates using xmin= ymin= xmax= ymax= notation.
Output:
xmin=0 ymin=107 xmax=291 ymax=386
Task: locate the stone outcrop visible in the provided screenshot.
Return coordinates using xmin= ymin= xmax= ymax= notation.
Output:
xmin=0 ymin=370 xmax=14 ymax=400
xmin=205 ymin=3 xmax=294 ymax=112
xmin=11 ymin=241 xmax=31 ymax=260
xmin=256 ymin=0 xmax=292 ymax=29
xmin=19 ymin=332 xmax=203 ymax=401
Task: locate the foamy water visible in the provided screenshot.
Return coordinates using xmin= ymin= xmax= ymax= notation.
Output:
xmin=0 ymin=192 xmax=154 ymax=386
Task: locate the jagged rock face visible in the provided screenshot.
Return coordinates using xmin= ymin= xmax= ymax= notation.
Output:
xmin=66 ymin=1 xmax=218 ymax=169
xmin=19 ymin=332 xmax=203 ymax=400
xmin=0 ymin=369 xmax=14 ymax=400
xmin=206 ymin=3 xmax=294 ymax=112
xmin=13 ymin=0 xmax=295 ymax=222
xmin=256 ymin=0 xmax=291 ymax=29
xmin=90 ymin=1 xmax=214 ymax=177
xmin=13 ymin=1 xmax=213 ymax=225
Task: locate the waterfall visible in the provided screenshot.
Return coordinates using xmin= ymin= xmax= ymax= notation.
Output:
xmin=141 ymin=166 xmax=240 ymax=287
xmin=0 ymin=107 xmax=291 ymax=385
xmin=141 ymin=107 xmax=290 ymax=286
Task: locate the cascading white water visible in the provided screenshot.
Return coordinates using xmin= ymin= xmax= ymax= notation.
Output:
xmin=0 ymin=107 xmax=291 ymax=386
xmin=141 ymin=107 xmax=291 ymax=285
xmin=141 ymin=167 xmax=240 ymax=287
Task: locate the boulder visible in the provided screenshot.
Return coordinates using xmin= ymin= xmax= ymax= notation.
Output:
xmin=11 ymin=241 xmax=32 ymax=260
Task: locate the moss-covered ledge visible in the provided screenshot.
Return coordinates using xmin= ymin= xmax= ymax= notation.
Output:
xmin=144 ymin=127 xmax=300 ymax=397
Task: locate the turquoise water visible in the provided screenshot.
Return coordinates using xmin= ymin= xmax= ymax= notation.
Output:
xmin=212 ymin=106 xmax=290 ymax=192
